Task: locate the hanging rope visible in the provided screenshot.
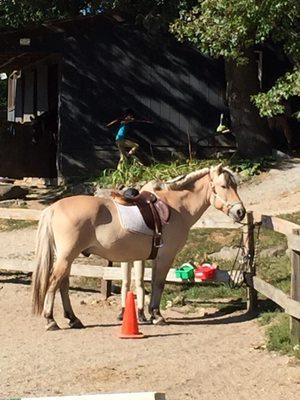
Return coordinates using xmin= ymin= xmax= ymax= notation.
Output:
xmin=228 ymin=222 xmax=261 ymax=289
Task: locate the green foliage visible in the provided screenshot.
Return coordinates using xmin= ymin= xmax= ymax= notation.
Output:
xmin=258 ymin=311 xmax=278 ymax=326
xmin=95 ymin=157 xmax=218 ymax=188
xmin=0 ymin=1 xmax=71 ymax=28
xmin=171 ymin=0 xmax=300 ymax=64
xmin=95 ymin=156 xmax=274 ymax=188
xmin=230 ymin=156 xmax=275 ymax=177
xmin=170 ymin=0 xmax=300 ymax=117
xmin=260 ymin=313 xmax=300 ymax=359
xmin=0 ymin=0 xmax=196 ymax=30
xmin=252 ymin=69 xmax=300 ymax=119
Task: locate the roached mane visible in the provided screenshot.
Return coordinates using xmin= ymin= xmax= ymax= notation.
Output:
xmin=152 ymin=165 xmax=237 ymax=191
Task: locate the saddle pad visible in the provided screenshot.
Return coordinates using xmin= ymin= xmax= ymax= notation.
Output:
xmin=114 ymin=201 xmax=153 ymax=236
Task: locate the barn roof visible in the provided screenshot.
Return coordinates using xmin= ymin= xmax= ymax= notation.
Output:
xmin=0 ymin=13 xmax=125 ymax=71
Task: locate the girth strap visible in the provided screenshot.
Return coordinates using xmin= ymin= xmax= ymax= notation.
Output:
xmin=135 ymin=192 xmax=164 ymax=259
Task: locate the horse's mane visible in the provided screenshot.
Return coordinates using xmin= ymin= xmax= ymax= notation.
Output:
xmin=151 ymin=165 xmax=237 ymax=191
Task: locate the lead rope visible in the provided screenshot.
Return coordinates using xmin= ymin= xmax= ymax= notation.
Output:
xmin=228 ymin=222 xmax=261 ymax=289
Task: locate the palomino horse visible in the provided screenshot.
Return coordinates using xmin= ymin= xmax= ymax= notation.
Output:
xmin=32 ymin=164 xmax=245 ymax=330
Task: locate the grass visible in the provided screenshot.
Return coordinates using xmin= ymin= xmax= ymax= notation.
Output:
xmin=0 ymin=219 xmax=38 ymax=231
xmin=259 ymin=312 xmax=300 ymax=359
xmin=279 ymin=211 xmax=300 ymax=225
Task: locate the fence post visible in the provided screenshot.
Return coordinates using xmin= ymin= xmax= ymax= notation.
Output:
xmin=100 ymin=260 xmax=112 ymax=300
xmin=243 ymin=211 xmax=258 ymax=313
xmin=290 ymin=229 xmax=300 ymax=345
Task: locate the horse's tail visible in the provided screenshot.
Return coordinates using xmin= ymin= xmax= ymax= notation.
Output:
xmin=31 ymin=206 xmax=55 ymax=315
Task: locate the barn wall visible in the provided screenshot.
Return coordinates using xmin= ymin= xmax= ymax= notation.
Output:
xmin=59 ymin=19 xmax=226 ymax=178
xmin=0 ymin=16 xmax=226 ymax=180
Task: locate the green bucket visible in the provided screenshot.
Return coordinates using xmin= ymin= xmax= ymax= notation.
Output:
xmin=175 ymin=263 xmax=195 ymax=280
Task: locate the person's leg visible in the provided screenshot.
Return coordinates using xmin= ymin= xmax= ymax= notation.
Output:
xmin=124 ymin=139 xmax=139 ymax=156
xmin=116 ymin=140 xmax=127 ymax=162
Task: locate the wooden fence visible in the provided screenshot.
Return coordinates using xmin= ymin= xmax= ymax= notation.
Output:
xmin=0 ymin=207 xmax=300 ymax=343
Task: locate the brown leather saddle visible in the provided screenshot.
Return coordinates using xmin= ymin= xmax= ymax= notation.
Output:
xmin=112 ymin=190 xmax=170 ymax=259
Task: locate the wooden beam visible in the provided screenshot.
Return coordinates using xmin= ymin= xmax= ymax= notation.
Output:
xmin=24 ymin=392 xmax=166 ymax=400
xmin=0 ymin=258 xmax=237 ymax=284
xmin=291 ymin=229 xmax=300 ymax=344
xmin=288 ymin=233 xmax=300 ymax=252
xmin=102 ymin=266 xmax=236 ymax=284
xmin=0 ymin=52 xmax=29 ymax=70
xmin=243 ymin=211 xmax=258 ymax=313
xmin=252 ymin=276 xmax=300 ymax=320
xmin=0 ymin=207 xmax=41 ymax=220
xmin=194 ymin=217 xmax=239 ymax=229
xmin=253 ymin=212 xmax=300 ymax=236
xmin=0 ymin=258 xmax=104 ymax=278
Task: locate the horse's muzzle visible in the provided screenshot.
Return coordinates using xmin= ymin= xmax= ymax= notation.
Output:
xmin=229 ymin=204 xmax=246 ymax=222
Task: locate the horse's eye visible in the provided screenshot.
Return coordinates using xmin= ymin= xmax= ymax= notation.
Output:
xmin=221 ymin=185 xmax=226 ymax=189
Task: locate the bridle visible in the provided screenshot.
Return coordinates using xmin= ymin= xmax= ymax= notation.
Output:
xmin=209 ymin=179 xmax=243 ymax=215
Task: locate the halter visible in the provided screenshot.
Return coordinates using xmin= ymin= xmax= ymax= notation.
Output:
xmin=209 ymin=180 xmax=243 ymax=215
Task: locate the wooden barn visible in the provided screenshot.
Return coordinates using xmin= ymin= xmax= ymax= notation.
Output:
xmin=0 ymin=13 xmax=228 ymax=183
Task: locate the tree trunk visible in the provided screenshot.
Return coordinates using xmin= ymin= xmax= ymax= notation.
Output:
xmin=225 ymin=51 xmax=273 ymax=158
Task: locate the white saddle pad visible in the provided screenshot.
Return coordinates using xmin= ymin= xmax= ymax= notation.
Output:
xmin=114 ymin=201 xmax=153 ymax=236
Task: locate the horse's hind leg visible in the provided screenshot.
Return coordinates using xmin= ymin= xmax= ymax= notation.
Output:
xmin=43 ymin=258 xmax=71 ymax=331
xmin=60 ymin=276 xmax=84 ymax=329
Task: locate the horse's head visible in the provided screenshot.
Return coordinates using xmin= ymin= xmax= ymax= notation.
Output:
xmin=209 ymin=164 xmax=246 ymax=222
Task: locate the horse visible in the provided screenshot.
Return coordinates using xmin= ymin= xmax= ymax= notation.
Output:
xmin=31 ymin=163 xmax=245 ymax=330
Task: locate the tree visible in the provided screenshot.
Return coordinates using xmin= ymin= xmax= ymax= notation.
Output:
xmin=170 ymin=0 xmax=300 ymax=157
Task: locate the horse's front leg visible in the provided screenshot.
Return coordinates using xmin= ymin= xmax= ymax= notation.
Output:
xmin=149 ymin=256 xmax=174 ymax=325
xmin=118 ymin=261 xmax=132 ymax=321
xmin=134 ymin=260 xmax=147 ymax=323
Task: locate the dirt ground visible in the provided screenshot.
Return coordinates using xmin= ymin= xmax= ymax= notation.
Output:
xmin=1 ymin=158 xmax=300 ymax=399
xmin=1 ymin=282 xmax=300 ymax=400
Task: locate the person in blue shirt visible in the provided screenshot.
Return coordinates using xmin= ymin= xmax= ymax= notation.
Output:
xmin=107 ymin=108 xmax=152 ymax=163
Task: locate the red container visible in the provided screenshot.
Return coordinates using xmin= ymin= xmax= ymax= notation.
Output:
xmin=194 ymin=263 xmax=217 ymax=281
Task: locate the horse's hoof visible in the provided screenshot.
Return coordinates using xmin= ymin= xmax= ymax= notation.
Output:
xmin=138 ymin=309 xmax=148 ymax=323
xmin=151 ymin=316 xmax=167 ymax=325
xmin=117 ymin=308 xmax=125 ymax=321
xmin=69 ymin=318 xmax=85 ymax=329
xmin=46 ymin=321 xmax=60 ymax=331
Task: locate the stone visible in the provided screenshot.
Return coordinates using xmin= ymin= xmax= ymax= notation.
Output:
xmin=209 ymin=246 xmax=240 ymax=260
xmin=0 ymin=184 xmax=29 ymax=200
xmin=259 ymin=244 xmax=287 ymax=258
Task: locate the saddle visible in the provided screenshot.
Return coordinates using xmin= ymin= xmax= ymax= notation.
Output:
xmin=111 ymin=190 xmax=170 ymax=259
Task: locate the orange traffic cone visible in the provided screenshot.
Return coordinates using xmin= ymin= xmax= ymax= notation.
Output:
xmin=119 ymin=291 xmax=144 ymax=339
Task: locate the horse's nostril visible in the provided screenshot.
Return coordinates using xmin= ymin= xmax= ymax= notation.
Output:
xmin=238 ymin=208 xmax=246 ymax=219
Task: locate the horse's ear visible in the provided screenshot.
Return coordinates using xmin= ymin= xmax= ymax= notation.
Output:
xmin=216 ymin=163 xmax=223 ymax=175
